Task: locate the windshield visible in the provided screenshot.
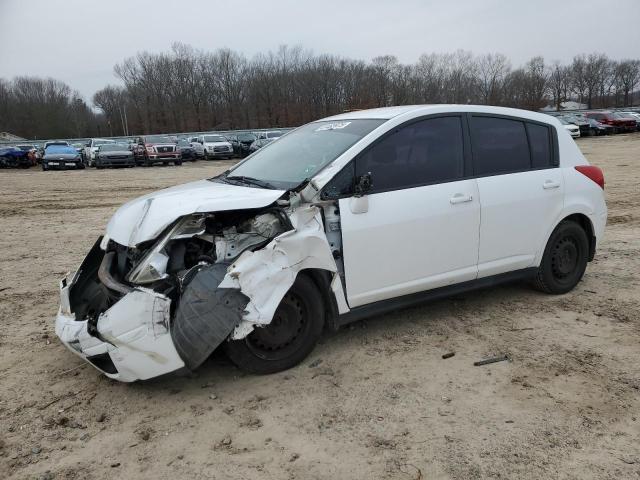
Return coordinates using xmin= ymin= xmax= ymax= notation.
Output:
xmin=177 ymin=139 xmax=190 ymax=146
xmin=203 ymin=135 xmax=226 ymax=142
xmin=266 ymin=131 xmax=284 ymax=138
xmin=45 ymin=145 xmax=76 ymax=155
xmin=238 ymin=133 xmax=256 ymax=141
xmin=94 ymin=139 xmax=114 ymax=146
xmin=221 ymin=119 xmax=385 ymax=189
xmin=145 ymin=135 xmax=174 ymax=143
xmin=100 ymin=144 xmax=128 ymax=152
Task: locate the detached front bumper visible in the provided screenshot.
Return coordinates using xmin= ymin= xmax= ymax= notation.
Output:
xmin=55 ymin=276 xmax=185 ymax=382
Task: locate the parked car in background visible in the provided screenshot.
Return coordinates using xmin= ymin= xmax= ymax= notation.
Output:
xmin=42 ymin=145 xmax=84 ymax=171
xmin=197 ymin=134 xmax=233 ymax=159
xmin=134 ymin=135 xmax=182 ymax=166
xmin=177 ymin=139 xmax=196 ymax=161
xmin=560 ymin=114 xmax=591 ymax=137
xmin=229 ymin=132 xmax=257 ymax=157
xmin=584 ymin=111 xmax=636 ymax=133
xmin=585 ymin=118 xmax=615 ymax=136
xmin=247 ymin=137 xmax=273 ymax=153
xmin=188 ymin=137 xmax=205 ymax=158
xmin=71 ymin=142 xmax=87 ymax=161
xmin=0 ymin=146 xmax=31 ymax=168
xmin=15 ymin=144 xmax=39 ymax=165
xmin=94 ymin=143 xmax=136 ymax=168
xmin=84 ymin=139 xmax=115 ymax=166
xmin=618 ymin=111 xmax=640 ymax=131
xmin=39 ymin=140 xmax=69 ymax=159
xmin=257 ymin=131 xmax=285 ymax=141
xmin=558 ymin=118 xmax=580 ymax=138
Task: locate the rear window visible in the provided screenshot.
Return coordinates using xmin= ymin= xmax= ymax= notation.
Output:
xmin=470 ymin=116 xmax=530 ymax=175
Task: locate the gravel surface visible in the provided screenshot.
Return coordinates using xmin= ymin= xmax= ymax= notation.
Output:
xmin=1 ymin=136 xmax=639 ymax=479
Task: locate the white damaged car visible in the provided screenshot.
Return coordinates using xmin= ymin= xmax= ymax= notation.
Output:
xmin=55 ymin=105 xmax=607 ymax=382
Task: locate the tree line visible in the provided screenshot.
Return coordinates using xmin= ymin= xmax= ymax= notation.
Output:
xmin=1 ymin=44 xmax=639 ymax=139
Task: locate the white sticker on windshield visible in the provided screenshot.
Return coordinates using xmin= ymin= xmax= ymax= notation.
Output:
xmin=315 ymin=121 xmax=351 ymax=132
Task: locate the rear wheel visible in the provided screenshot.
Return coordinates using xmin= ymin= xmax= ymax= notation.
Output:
xmin=174 ymin=160 xmax=182 ymax=166
xmin=225 ymin=274 xmax=324 ymax=374
xmin=532 ymin=220 xmax=589 ymax=294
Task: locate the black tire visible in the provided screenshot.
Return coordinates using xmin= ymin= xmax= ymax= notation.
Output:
xmin=225 ymin=274 xmax=325 ymax=374
xmin=174 ymin=161 xmax=182 ymax=166
xmin=532 ymin=220 xmax=589 ymax=294
xmin=42 ymin=163 xmax=47 ymax=171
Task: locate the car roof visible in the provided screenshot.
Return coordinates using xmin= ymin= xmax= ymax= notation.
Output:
xmin=320 ymin=104 xmax=558 ymax=125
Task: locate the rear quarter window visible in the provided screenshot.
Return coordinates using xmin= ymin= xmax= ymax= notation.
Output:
xmin=526 ymin=123 xmax=552 ymax=169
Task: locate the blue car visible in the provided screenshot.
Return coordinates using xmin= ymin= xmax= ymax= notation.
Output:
xmin=0 ymin=146 xmax=31 ymax=168
xmin=42 ymin=145 xmax=85 ymax=171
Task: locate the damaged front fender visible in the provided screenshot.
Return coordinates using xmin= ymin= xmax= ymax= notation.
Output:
xmin=219 ymin=204 xmax=345 ymax=338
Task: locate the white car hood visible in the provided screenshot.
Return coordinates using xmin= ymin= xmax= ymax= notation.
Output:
xmin=204 ymin=141 xmax=231 ymax=147
xmin=106 ymin=180 xmax=285 ymax=247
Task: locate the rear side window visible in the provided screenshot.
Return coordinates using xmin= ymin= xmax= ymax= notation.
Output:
xmin=470 ymin=116 xmax=530 ymax=175
xmin=526 ymin=123 xmax=552 ymax=168
xmin=356 ymin=116 xmax=465 ymax=193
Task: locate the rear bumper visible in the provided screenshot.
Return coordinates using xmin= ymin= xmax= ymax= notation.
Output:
xmin=55 ymin=276 xmax=184 ymax=382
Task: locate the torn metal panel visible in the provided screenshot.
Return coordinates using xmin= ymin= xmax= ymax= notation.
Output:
xmin=171 ymin=263 xmax=249 ymax=370
xmin=220 ymin=205 xmax=341 ymax=338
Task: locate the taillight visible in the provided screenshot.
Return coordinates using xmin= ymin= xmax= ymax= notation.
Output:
xmin=575 ymin=165 xmax=604 ymax=189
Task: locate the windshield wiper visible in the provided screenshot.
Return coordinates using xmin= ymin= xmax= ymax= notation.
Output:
xmin=225 ymin=175 xmax=277 ymax=189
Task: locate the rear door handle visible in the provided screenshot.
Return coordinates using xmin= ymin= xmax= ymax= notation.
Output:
xmin=450 ymin=193 xmax=473 ymax=204
xmin=543 ymin=180 xmax=561 ymax=189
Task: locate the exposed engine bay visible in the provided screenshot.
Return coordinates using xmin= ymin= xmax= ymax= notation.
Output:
xmin=57 ymin=198 xmax=348 ymax=381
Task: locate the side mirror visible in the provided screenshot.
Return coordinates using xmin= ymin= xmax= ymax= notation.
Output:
xmin=354 ymin=172 xmax=372 ymax=197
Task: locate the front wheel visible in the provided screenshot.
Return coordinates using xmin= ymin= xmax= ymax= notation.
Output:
xmin=225 ymin=274 xmax=325 ymax=374
xmin=532 ymin=220 xmax=589 ymax=294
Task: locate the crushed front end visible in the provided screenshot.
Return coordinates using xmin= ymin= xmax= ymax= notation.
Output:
xmin=54 ymin=208 xmax=297 ymax=382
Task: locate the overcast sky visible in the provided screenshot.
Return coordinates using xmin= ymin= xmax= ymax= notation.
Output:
xmin=1 ymin=0 xmax=639 ymax=102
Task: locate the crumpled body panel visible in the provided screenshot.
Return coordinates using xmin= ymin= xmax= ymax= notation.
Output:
xmin=219 ymin=205 xmax=341 ymax=338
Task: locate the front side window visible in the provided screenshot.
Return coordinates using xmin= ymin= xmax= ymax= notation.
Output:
xmin=220 ymin=119 xmax=385 ymax=190
xmin=470 ymin=116 xmax=530 ymax=176
xmin=355 ymin=116 xmax=465 ymax=193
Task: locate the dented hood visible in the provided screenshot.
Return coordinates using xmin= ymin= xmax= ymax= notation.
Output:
xmin=106 ymin=179 xmax=285 ymax=247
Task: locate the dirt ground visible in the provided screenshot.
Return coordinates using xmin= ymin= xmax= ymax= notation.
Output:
xmin=0 ymin=135 xmax=639 ymax=480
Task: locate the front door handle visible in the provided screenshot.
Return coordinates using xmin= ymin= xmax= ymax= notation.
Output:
xmin=450 ymin=193 xmax=473 ymax=204
xmin=543 ymin=180 xmax=561 ymax=189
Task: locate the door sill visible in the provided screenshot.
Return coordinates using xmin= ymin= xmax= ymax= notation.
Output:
xmin=337 ymin=268 xmax=538 ymax=326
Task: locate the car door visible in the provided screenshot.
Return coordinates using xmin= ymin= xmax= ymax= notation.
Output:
xmin=469 ymin=115 xmax=564 ymax=278
xmin=338 ymin=115 xmax=481 ymax=308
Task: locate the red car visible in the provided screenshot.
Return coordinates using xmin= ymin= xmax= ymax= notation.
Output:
xmin=584 ymin=111 xmax=636 ymax=133
xmin=134 ymin=135 xmax=182 ymax=166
